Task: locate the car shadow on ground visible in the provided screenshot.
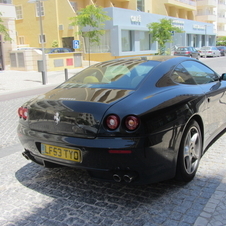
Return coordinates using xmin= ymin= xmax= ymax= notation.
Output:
xmin=13 ymin=159 xmax=222 ymax=226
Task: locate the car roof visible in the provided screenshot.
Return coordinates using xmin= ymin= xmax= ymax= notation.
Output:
xmin=177 ymin=46 xmax=192 ymax=48
xmin=109 ymin=55 xmax=184 ymax=63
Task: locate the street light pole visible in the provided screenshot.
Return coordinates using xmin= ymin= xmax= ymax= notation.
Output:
xmin=28 ymin=0 xmax=47 ymax=84
xmin=205 ymin=25 xmax=207 ymax=58
xmin=37 ymin=0 xmax=47 ymax=84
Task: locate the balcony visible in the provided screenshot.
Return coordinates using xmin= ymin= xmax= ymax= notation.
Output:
xmin=217 ymin=30 xmax=226 ymax=37
xmin=163 ymin=0 xmax=196 ymax=10
xmin=218 ymin=16 xmax=226 ymax=24
xmin=218 ymin=3 xmax=226 ymax=11
xmin=196 ymin=13 xmax=217 ymax=22
xmin=196 ymin=0 xmax=217 ymax=8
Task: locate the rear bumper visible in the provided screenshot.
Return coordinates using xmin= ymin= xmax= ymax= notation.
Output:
xmin=17 ymin=124 xmax=177 ymax=184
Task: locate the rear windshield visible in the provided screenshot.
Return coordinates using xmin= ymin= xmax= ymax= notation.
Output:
xmin=59 ymin=59 xmax=159 ymax=90
xmin=178 ymin=47 xmax=188 ymax=51
xmin=201 ymin=47 xmax=211 ymax=50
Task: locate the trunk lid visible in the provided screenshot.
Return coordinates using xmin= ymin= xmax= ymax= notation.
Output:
xmin=27 ymin=87 xmax=133 ymax=138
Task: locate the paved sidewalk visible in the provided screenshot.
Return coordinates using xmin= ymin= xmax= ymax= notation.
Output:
xmin=0 ymin=68 xmax=83 ymax=94
xmin=0 ymin=60 xmax=100 ymax=95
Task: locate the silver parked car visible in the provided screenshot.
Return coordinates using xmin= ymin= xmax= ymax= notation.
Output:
xmin=199 ymin=46 xmax=221 ymax=57
xmin=174 ymin=46 xmax=200 ymax=60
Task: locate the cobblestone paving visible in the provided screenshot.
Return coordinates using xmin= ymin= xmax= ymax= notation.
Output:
xmin=0 ymin=96 xmax=36 ymax=149
xmin=0 ymin=133 xmax=226 ymax=226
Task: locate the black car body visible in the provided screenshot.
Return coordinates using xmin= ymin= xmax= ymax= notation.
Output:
xmin=17 ymin=56 xmax=226 ymax=184
xmin=217 ymin=46 xmax=226 ymax=56
xmin=174 ymin=46 xmax=199 ymax=59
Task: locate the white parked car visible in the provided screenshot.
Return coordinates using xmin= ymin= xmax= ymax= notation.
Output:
xmin=199 ymin=46 xmax=221 ymax=57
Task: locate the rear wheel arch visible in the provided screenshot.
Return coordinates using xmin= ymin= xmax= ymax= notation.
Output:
xmin=181 ymin=115 xmax=204 ymax=150
xmin=175 ymin=115 xmax=204 ymax=182
xmin=190 ymin=115 xmax=204 ymax=149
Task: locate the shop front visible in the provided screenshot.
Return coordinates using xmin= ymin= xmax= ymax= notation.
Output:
xmin=84 ymin=7 xmax=216 ymax=62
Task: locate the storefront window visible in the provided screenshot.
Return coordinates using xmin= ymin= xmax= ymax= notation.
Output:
xmin=122 ymin=30 xmax=132 ymax=52
xmin=84 ymin=30 xmax=110 ymax=53
xmin=140 ymin=31 xmax=150 ymax=51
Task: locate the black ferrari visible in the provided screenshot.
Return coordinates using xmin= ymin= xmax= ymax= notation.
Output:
xmin=17 ymin=56 xmax=226 ymax=184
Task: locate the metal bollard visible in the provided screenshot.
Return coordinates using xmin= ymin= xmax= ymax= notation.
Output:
xmin=41 ymin=71 xmax=46 ymax=85
xmin=64 ymin=68 xmax=68 ymax=81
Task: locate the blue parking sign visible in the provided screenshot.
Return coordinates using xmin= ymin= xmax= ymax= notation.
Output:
xmin=73 ymin=40 xmax=80 ymax=49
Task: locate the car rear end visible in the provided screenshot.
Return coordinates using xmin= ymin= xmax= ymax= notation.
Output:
xmin=174 ymin=47 xmax=191 ymax=57
xmin=200 ymin=47 xmax=212 ymax=57
xmin=17 ymin=97 xmax=144 ymax=183
xmin=17 ymin=58 xmax=166 ymax=184
xmin=217 ymin=46 xmax=225 ymax=56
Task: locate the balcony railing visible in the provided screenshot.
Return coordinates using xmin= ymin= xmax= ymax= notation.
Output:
xmin=196 ymin=13 xmax=217 ymax=22
xmin=218 ymin=3 xmax=226 ymax=10
xmin=217 ymin=30 xmax=226 ymax=36
xmin=175 ymin=0 xmax=196 ymax=6
xmin=218 ymin=16 xmax=226 ymax=24
xmin=196 ymin=0 xmax=217 ymax=7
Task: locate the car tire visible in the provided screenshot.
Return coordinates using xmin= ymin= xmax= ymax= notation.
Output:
xmin=175 ymin=120 xmax=202 ymax=182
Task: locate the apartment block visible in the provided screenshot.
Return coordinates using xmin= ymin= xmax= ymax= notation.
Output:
xmin=0 ymin=0 xmax=17 ymax=70
xmin=0 ymin=0 xmax=222 ymax=70
xmin=196 ymin=0 xmax=226 ymax=37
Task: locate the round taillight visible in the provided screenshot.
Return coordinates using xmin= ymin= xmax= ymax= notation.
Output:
xmin=105 ymin=115 xmax=120 ymax=130
xmin=23 ymin=109 xmax=28 ymax=119
xmin=125 ymin=115 xmax=140 ymax=131
xmin=18 ymin=107 xmax=28 ymax=120
xmin=18 ymin=107 xmax=23 ymax=118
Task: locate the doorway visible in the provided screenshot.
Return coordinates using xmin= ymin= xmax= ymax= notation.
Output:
xmin=62 ymin=37 xmax=74 ymax=51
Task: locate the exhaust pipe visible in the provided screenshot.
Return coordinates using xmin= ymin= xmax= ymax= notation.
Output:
xmin=22 ymin=151 xmax=30 ymax=160
xmin=123 ymin=174 xmax=134 ymax=183
xmin=113 ymin=174 xmax=122 ymax=182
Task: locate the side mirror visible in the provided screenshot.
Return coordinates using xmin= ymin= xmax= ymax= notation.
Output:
xmin=220 ymin=73 xmax=226 ymax=81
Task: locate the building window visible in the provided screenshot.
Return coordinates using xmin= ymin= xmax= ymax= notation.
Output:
xmin=18 ymin=36 xmax=25 ymax=45
xmin=137 ymin=0 xmax=144 ymax=12
xmin=16 ymin=6 xmax=23 ymax=20
xmin=36 ymin=2 xmax=44 ymax=17
xmin=70 ymin=1 xmax=78 ymax=12
xmin=39 ymin=34 xmax=46 ymax=43
xmin=0 ymin=0 xmax=12 ymax=3
xmin=121 ymin=30 xmax=132 ymax=52
xmin=140 ymin=31 xmax=150 ymax=51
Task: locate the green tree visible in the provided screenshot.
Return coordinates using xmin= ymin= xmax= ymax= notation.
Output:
xmin=52 ymin=40 xmax=59 ymax=48
xmin=0 ymin=12 xmax=12 ymax=41
xmin=216 ymin=37 xmax=226 ymax=46
xmin=70 ymin=4 xmax=111 ymax=65
xmin=147 ymin=18 xmax=184 ymax=55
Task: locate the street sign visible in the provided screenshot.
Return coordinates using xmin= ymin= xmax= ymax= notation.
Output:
xmin=170 ymin=31 xmax=175 ymax=36
xmin=73 ymin=40 xmax=80 ymax=49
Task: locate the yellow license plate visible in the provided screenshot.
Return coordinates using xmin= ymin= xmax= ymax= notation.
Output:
xmin=41 ymin=144 xmax=81 ymax=162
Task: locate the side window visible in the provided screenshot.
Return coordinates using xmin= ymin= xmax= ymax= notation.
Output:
xmin=171 ymin=64 xmax=196 ymax=85
xmin=181 ymin=61 xmax=219 ymax=84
